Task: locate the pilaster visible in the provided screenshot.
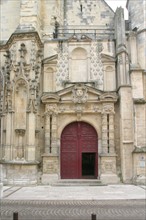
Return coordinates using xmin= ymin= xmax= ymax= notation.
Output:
xmin=100 ymin=103 xmax=120 ymax=184
xmin=119 ymin=86 xmax=134 ymax=183
xmin=41 ymin=103 xmax=59 ymax=184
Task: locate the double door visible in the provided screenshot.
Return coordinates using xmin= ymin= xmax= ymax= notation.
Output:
xmin=61 ymin=122 xmax=98 ymax=179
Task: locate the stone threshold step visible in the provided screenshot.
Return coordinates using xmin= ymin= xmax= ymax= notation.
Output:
xmin=51 ymin=179 xmax=106 ymax=186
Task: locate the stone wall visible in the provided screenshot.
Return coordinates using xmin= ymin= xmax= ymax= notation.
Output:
xmin=0 ymin=0 xmax=20 ymax=41
xmin=65 ymin=0 xmax=114 ymax=27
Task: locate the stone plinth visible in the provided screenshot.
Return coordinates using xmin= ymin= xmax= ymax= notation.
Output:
xmin=42 ymin=155 xmax=59 ymax=184
xmin=2 ymin=162 xmax=39 ymax=185
xmin=100 ymin=154 xmax=120 ymax=184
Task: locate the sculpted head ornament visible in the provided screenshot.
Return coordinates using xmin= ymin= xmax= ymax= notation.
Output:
xmin=72 ymin=84 xmax=88 ymax=103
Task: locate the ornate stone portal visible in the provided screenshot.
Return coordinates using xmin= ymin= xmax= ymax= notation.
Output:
xmin=40 ymin=85 xmax=120 ymax=184
xmin=0 ymin=0 xmax=146 ymax=185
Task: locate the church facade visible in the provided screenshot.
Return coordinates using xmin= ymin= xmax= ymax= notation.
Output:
xmin=0 ymin=0 xmax=146 ymax=185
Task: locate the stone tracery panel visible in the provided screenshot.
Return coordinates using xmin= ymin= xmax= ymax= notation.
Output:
xmin=104 ymin=66 xmax=116 ymax=91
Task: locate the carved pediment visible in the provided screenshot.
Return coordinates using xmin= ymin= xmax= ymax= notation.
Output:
xmin=41 ymin=85 xmax=118 ymax=104
xmin=58 ymin=84 xmax=103 ymax=103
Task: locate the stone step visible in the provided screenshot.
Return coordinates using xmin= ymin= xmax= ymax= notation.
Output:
xmin=51 ymin=179 xmax=105 ymax=186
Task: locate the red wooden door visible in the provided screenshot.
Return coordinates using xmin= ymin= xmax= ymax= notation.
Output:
xmin=61 ymin=122 xmax=98 ymax=179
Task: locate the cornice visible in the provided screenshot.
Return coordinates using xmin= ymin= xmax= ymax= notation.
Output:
xmin=0 ymin=31 xmax=43 ymax=51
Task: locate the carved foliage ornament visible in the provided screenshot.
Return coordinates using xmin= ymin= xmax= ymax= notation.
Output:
xmin=72 ymin=84 xmax=88 ymax=103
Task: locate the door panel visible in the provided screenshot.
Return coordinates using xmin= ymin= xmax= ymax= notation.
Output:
xmin=61 ymin=122 xmax=98 ymax=179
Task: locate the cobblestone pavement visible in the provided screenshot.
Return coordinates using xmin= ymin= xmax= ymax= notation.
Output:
xmin=0 ymin=199 xmax=146 ymax=220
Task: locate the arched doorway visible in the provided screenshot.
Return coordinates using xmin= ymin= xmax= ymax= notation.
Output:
xmin=61 ymin=122 xmax=98 ymax=179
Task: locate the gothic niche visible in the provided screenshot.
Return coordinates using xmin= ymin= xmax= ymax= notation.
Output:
xmin=70 ymin=48 xmax=88 ymax=82
xmin=14 ymin=79 xmax=28 ymax=159
xmin=104 ymin=66 xmax=116 ymax=91
xmin=43 ymin=67 xmax=54 ymax=92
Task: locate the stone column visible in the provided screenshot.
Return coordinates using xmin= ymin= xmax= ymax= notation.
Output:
xmin=51 ymin=113 xmax=58 ymax=155
xmin=44 ymin=113 xmax=50 ymax=154
xmin=27 ymin=112 xmax=36 ymax=161
xmin=101 ymin=114 xmax=108 ymax=154
xmin=109 ymin=114 xmax=115 ymax=154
